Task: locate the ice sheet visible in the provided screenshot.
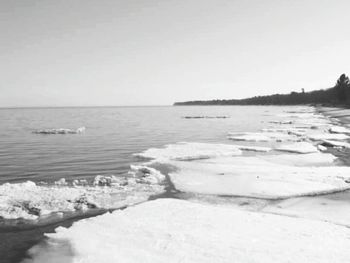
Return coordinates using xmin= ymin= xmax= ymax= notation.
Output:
xmin=135 ymin=142 xmax=242 ymax=161
xmin=308 ymin=133 xmax=350 ymax=141
xmin=329 ymin=126 xmax=350 ymax=134
xmin=25 ymin=199 xmax=350 ymax=263
xmin=167 ymin=156 xmax=349 ymax=198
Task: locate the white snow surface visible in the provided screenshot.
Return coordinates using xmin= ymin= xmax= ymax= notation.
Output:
xmin=263 ymin=196 xmax=350 ymax=227
xmin=25 ymin=199 xmax=350 ymax=263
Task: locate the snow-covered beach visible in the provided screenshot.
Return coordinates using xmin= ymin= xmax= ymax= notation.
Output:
xmin=2 ymin=105 xmax=350 ymax=262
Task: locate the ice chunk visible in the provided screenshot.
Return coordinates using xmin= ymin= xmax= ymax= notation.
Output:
xmin=182 ymin=116 xmax=229 ymax=119
xmin=228 ymin=132 xmax=294 ymax=142
xmin=275 ymin=142 xmax=319 ymax=154
xmin=329 ymin=126 xmax=350 ymax=135
xmin=269 ymin=120 xmax=294 ymax=124
xmin=33 ymin=127 xmax=86 ymax=134
xmin=317 ymin=144 xmax=328 ymax=151
xmin=135 ymin=142 xmax=242 ymax=161
xmin=25 ymin=199 xmax=350 ymax=263
xmin=321 ymin=140 xmax=350 ymax=149
xmin=54 ymin=178 xmax=68 ymax=186
xmin=0 ymin=166 xmax=165 ymax=220
xmin=233 ymin=145 xmax=271 ymax=152
xmin=308 ymin=133 xmax=350 ymax=141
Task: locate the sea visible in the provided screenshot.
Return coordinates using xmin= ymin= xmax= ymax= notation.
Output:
xmin=0 ymin=106 xmax=279 ymax=184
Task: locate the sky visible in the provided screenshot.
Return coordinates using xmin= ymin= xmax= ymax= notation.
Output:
xmin=1 ymin=0 xmax=350 ymax=107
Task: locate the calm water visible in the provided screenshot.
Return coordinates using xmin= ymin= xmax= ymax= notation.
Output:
xmin=0 ymin=106 xmax=290 ymax=184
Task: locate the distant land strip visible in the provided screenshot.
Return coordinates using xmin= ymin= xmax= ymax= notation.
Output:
xmin=174 ymin=74 xmax=350 ymax=107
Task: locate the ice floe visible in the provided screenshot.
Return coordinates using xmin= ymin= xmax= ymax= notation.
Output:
xmin=0 ymin=166 xmax=165 ymax=220
xmin=135 ymin=142 xmax=242 ymax=161
xmin=228 ymin=132 xmax=294 ymax=142
xmin=321 ymin=140 xmax=350 ymax=149
xmin=308 ymin=133 xmax=350 ymax=141
xmin=329 ymin=126 xmax=350 ymax=135
xmin=33 ymin=127 xmax=86 ymax=134
xmin=182 ymin=116 xmax=229 ymax=119
xmin=233 ymin=145 xmax=271 ymax=152
xmin=25 ymin=199 xmax=350 ymax=263
xmin=166 ymin=156 xmax=349 ymax=198
xmin=275 ymin=142 xmax=319 ymax=154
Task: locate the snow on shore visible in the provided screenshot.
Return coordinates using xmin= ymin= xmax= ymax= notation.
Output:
xmin=24 ymin=199 xmax=350 ymax=263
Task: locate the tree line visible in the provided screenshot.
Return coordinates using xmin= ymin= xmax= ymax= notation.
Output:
xmin=174 ymin=74 xmax=350 ymax=107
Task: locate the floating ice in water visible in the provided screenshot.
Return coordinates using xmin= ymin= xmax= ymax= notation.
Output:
xmin=25 ymin=199 xmax=350 ymax=263
xmin=33 ymin=127 xmax=86 ymax=134
xmin=166 ymin=156 xmax=349 ymax=199
xmin=182 ymin=116 xmax=229 ymax=119
xmin=321 ymin=140 xmax=350 ymax=149
xmin=329 ymin=126 xmax=350 ymax=135
xmin=233 ymin=145 xmax=271 ymax=152
xmin=0 ymin=166 xmax=165 ymax=220
xmin=228 ymin=132 xmax=295 ymax=142
xmin=135 ymin=142 xmax=242 ymax=161
xmin=275 ymin=142 xmax=319 ymax=154
xmin=262 ymin=127 xmax=308 ymax=133
xmin=269 ymin=120 xmax=294 ymax=124
xmin=308 ymin=133 xmax=350 ymax=141
xmin=317 ymin=144 xmax=328 ymax=151
xmin=228 ymin=133 xmax=271 ymax=142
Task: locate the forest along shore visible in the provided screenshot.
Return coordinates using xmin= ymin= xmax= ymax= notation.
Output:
xmin=18 ymin=105 xmax=350 ymax=263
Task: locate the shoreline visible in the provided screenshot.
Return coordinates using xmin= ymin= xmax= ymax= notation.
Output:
xmin=3 ymin=105 xmax=350 ymax=262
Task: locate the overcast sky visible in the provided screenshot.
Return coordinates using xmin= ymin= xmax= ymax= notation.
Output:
xmin=1 ymin=0 xmax=350 ymax=107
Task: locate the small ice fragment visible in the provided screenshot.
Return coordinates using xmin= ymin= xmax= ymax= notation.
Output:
xmin=276 ymin=142 xmax=319 ymax=154
xmin=321 ymin=140 xmax=350 ymax=149
xmin=317 ymin=145 xmax=327 ymax=151
xmin=33 ymin=127 xmax=86 ymax=135
xmin=329 ymin=126 xmax=350 ymax=135
xmin=54 ymin=178 xmax=68 ymax=186
xmin=308 ymin=133 xmax=350 ymax=141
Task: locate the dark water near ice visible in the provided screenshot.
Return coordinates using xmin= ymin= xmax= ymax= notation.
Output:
xmin=0 ymin=106 xmax=285 ymax=184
